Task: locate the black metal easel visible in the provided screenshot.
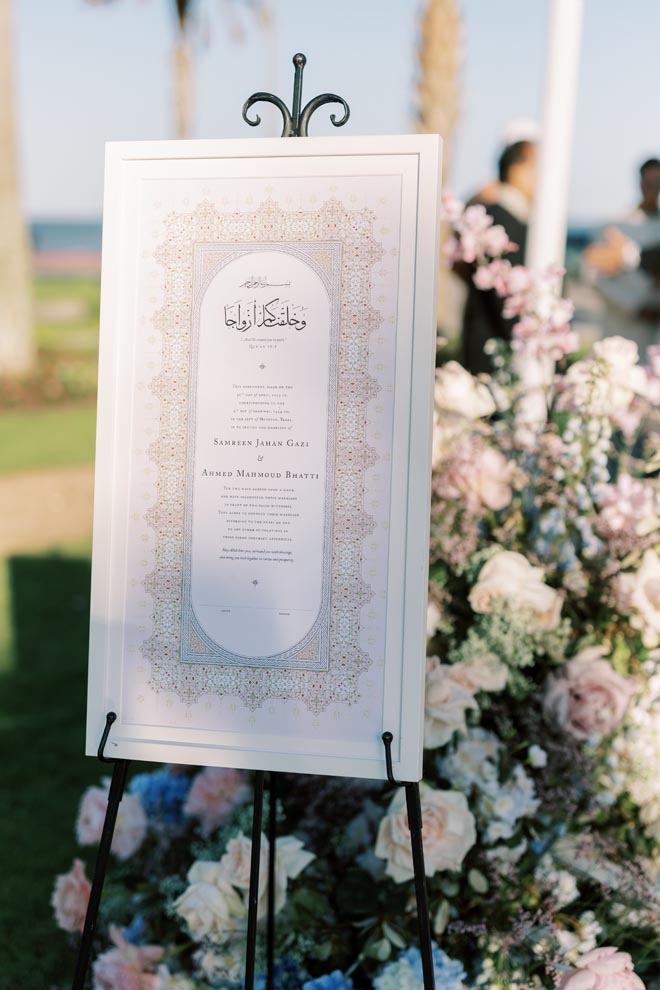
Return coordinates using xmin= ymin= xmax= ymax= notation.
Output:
xmin=72 ymin=54 xmax=435 ymax=990
xmin=72 ymin=713 xmax=130 ymax=990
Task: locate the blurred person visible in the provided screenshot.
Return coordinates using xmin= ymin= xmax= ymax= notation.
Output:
xmin=583 ymin=157 xmax=660 ymax=354
xmin=585 ymin=227 xmax=660 ymax=278
xmin=459 ymin=139 xmax=538 ymax=373
xmin=630 ymin=157 xmax=660 ymax=221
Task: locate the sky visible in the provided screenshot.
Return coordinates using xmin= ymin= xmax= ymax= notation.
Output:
xmin=10 ymin=0 xmax=660 ymax=222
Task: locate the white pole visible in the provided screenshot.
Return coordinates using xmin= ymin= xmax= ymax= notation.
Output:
xmin=517 ymin=0 xmax=584 ymax=434
xmin=526 ymin=0 xmax=585 ymax=272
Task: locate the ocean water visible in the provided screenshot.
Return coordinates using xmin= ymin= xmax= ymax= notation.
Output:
xmin=28 ymin=219 xmax=597 ymax=264
xmin=30 ymin=220 xmax=103 ymax=253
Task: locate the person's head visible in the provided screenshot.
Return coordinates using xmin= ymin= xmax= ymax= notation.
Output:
xmin=639 ymin=158 xmax=660 ymax=212
xmin=498 ymin=141 xmax=537 ymax=202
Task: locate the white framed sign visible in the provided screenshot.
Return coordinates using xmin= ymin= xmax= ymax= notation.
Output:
xmin=86 ymin=134 xmax=442 ymax=781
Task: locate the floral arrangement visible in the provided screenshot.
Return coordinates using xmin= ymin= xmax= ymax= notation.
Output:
xmin=52 ymin=195 xmax=660 ymax=989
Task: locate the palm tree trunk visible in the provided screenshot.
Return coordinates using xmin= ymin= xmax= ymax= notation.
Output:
xmin=416 ymin=0 xmax=462 ymax=338
xmin=174 ymin=29 xmax=193 ymax=139
xmin=0 ymin=0 xmax=34 ymax=375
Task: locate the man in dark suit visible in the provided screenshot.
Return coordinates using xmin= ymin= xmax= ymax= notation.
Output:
xmin=460 ymin=140 xmax=538 ymax=374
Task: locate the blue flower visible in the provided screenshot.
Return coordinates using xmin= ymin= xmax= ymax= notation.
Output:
xmin=302 ymin=971 xmax=353 ymax=990
xmin=254 ymin=956 xmax=308 ymax=990
xmin=128 ymin=768 xmax=191 ymax=825
xmin=374 ymin=944 xmax=466 ymax=990
xmin=122 ymin=914 xmax=147 ymax=945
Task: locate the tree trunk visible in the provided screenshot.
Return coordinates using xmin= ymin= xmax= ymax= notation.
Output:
xmin=0 ymin=0 xmax=34 ymax=375
xmin=416 ymin=0 xmax=462 ymax=339
xmin=173 ymin=29 xmax=193 ymax=138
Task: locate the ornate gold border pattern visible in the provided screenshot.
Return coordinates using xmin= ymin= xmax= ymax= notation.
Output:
xmin=141 ymin=198 xmax=385 ymax=713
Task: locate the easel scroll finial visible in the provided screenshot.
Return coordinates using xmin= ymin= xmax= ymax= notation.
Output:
xmin=97 ymin=711 xmax=118 ymax=763
xmin=382 ymin=730 xmax=406 ymax=786
xmin=242 ymin=52 xmax=350 ymax=137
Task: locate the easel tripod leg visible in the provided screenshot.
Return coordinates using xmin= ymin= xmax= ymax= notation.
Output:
xmin=381 ymin=733 xmax=435 ymax=990
xmin=245 ymin=770 xmax=265 ymax=990
xmin=405 ymin=782 xmax=435 ymax=990
xmin=72 ymin=757 xmax=130 ymax=990
xmin=266 ymin=771 xmax=277 ymax=990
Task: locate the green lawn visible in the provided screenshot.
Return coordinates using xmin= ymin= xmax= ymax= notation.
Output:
xmin=0 ymin=275 xmax=104 ymax=986
xmin=0 ymin=405 xmax=96 ymax=475
xmin=34 ymin=272 xmax=99 ymax=328
xmin=0 ymin=550 xmax=101 ymax=989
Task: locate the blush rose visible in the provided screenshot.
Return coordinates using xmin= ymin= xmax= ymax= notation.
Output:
xmin=617 ymin=549 xmax=660 ymax=648
xmin=469 ymin=551 xmax=562 ymax=632
xmin=51 ymin=858 xmax=91 ymax=933
xmin=424 ymin=658 xmax=478 ymax=748
xmin=76 ymin=778 xmax=147 ymax=861
xmin=184 ymin=767 xmax=250 ymax=836
xmin=92 ymin=924 xmax=164 ymax=990
xmin=446 ymin=444 xmax=513 ymax=513
xmin=375 ymin=783 xmax=476 ymax=882
xmin=544 ymin=647 xmax=637 ymax=742
xmin=560 ymin=945 xmax=646 ymax=990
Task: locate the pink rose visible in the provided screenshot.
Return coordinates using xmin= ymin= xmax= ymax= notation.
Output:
xmin=51 ymin=859 xmax=91 ymax=933
xmin=442 ymin=440 xmax=513 ymax=516
xmin=184 ymin=767 xmax=250 ymax=836
xmin=544 ymin=647 xmax=637 ymax=742
xmin=375 ymin=783 xmax=476 ymax=882
xmin=449 ymin=652 xmax=508 ymax=693
xmin=596 ymin=475 xmax=658 ymax=538
xmin=76 ymin=779 xmax=147 ymax=860
xmin=616 ymin=549 xmax=660 ymax=648
xmin=92 ymin=924 xmax=164 ymax=990
xmin=560 ymin=946 xmax=646 ymax=990
xmin=446 ymin=444 xmax=512 ymax=512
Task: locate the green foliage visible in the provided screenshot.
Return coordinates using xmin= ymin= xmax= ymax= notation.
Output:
xmin=0 ymin=405 xmax=96 ymax=475
xmin=0 ymin=551 xmax=99 ymax=990
xmin=0 ymin=275 xmax=100 ymax=411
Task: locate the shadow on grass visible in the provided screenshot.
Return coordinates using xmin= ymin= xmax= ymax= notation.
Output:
xmin=0 ymin=554 xmax=100 ymax=989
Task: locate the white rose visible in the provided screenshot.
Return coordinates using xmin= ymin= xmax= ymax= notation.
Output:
xmin=593 ymin=336 xmax=648 ymax=408
xmin=219 ymin=832 xmax=315 ymax=918
xmin=268 ymin=835 xmax=316 ymax=916
xmin=435 ymin=361 xmax=496 ymax=419
xmin=552 ymin=835 xmax=625 ymax=889
xmin=218 ymin=833 xmax=252 ymax=889
xmin=424 ymin=658 xmax=478 ymax=748
xmin=375 ymin=783 xmax=476 ymax=882
xmin=174 ymin=861 xmax=245 ymax=939
xmin=484 ymin=839 xmax=528 ymax=865
xmin=426 ymin=600 xmax=442 ymax=639
xmin=593 ymin=335 xmax=640 ymax=367
xmin=440 ymin=729 xmax=501 ymax=790
xmin=469 ymin=551 xmax=562 ymax=631
xmin=535 ymin=854 xmax=579 ymax=908
xmin=155 ymin=967 xmax=197 ymax=990
xmin=621 ymin=549 xmax=660 ymax=648
xmin=450 ymin=652 xmax=508 ymax=693
xmin=528 ymin=745 xmax=547 ymax=768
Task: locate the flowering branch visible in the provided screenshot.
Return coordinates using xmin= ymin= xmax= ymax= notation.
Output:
xmin=442 ymin=191 xmax=578 ymax=361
